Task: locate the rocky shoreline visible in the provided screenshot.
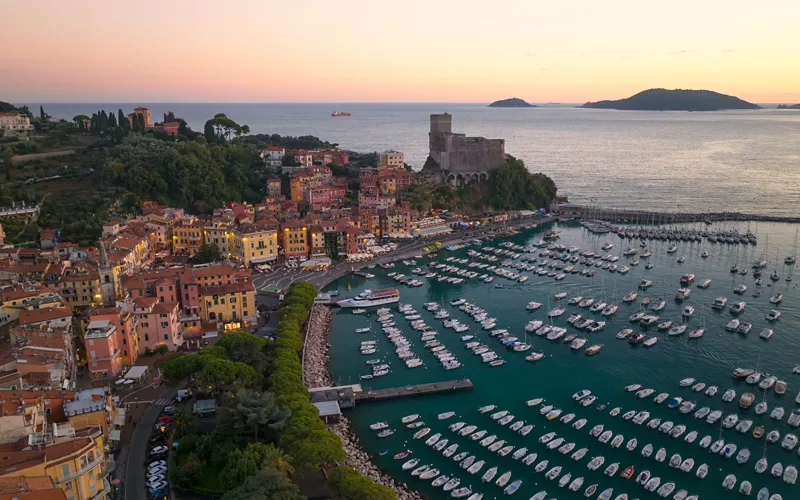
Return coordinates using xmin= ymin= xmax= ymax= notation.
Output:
xmin=304 ymin=306 xmax=423 ymax=500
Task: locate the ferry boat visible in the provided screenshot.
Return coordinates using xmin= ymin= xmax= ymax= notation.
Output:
xmin=338 ymin=288 xmax=400 ymax=308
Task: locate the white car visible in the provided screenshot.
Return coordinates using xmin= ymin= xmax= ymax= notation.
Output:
xmin=148 ymin=460 xmax=167 ymax=470
xmin=147 ymin=467 xmax=167 ymax=477
xmin=147 ymin=472 xmax=166 ymax=483
xmin=148 ymin=480 xmax=168 ymax=492
xmin=149 ymin=445 xmax=168 ymax=456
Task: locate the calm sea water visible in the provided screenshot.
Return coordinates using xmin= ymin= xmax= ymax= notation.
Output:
xmin=40 ymin=102 xmax=800 ymax=216
xmin=324 ymin=221 xmax=800 ymax=499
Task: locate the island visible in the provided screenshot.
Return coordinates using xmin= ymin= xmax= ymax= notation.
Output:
xmin=581 ymin=89 xmax=761 ymax=111
xmin=777 ymin=104 xmax=800 ymax=109
xmin=489 ymin=97 xmax=536 ymax=108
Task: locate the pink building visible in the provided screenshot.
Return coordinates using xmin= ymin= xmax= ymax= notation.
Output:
xmin=90 ymin=307 xmax=139 ymax=368
xmin=84 ymin=319 xmax=124 ymax=378
xmin=122 ymin=297 xmax=183 ymax=353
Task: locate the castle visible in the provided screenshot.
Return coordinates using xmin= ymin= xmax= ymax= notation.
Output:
xmin=421 ymin=113 xmax=506 ymax=185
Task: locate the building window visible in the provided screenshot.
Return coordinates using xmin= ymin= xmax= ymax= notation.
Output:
xmin=164 ymin=334 xmax=168 ymax=340
xmin=61 ymin=463 xmax=71 ymax=476
xmin=144 ymin=334 xmax=149 ymax=341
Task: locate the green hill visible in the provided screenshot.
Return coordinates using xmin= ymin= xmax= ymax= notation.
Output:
xmin=581 ymin=89 xmax=760 ymax=111
xmin=489 ymin=97 xmax=535 ymax=108
xmin=777 ymin=104 xmax=800 ymax=109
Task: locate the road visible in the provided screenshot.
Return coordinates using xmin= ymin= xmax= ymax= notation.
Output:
xmin=124 ymin=386 xmax=180 ymax=500
xmin=251 ymin=216 xmax=550 ymax=295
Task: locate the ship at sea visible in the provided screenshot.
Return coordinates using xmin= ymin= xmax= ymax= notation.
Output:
xmin=337 ymin=288 xmax=399 ymax=307
xmin=331 ymin=111 xmax=351 ymax=117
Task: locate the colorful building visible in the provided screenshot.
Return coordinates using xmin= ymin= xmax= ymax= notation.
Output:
xmin=171 ymin=217 xmax=205 ymax=255
xmin=199 ymin=279 xmax=256 ymax=331
xmin=280 ymin=221 xmax=309 ymax=260
xmin=232 ymin=223 xmax=279 ymax=265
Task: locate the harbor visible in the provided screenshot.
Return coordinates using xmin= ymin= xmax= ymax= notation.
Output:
xmin=324 ymin=218 xmax=800 ymax=499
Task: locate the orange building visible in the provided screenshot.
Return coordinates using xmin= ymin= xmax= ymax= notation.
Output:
xmin=280 ymin=220 xmax=309 ymax=260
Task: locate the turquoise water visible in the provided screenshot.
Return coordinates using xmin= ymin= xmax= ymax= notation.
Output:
xmin=326 ymin=221 xmax=800 ymax=499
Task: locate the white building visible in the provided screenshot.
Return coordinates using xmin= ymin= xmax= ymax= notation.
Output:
xmin=260 ymin=146 xmax=285 ymax=167
xmin=0 ymin=112 xmax=33 ymax=137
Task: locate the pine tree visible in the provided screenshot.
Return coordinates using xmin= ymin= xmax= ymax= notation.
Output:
xmin=108 ymin=112 xmax=117 ymax=128
xmin=39 ymin=106 xmax=45 ymax=120
xmin=118 ymin=109 xmax=128 ymax=133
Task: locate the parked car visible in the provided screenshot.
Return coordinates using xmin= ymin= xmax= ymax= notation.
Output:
xmin=147 ymin=465 xmax=167 ymax=476
xmin=149 ymin=445 xmax=168 ymax=457
xmin=150 ymin=489 xmax=169 ymax=500
xmin=147 ymin=460 xmax=167 ymax=470
xmin=162 ymin=406 xmax=175 ymax=415
xmin=148 ymin=480 xmax=168 ymax=492
xmin=147 ymin=472 xmax=166 ymax=483
xmin=156 ymin=416 xmax=173 ymax=424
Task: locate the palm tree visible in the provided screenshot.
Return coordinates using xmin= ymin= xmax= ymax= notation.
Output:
xmin=262 ymin=445 xmax=294 ymax=478
xmin=171 ymin=405 xmax=196 ymax=438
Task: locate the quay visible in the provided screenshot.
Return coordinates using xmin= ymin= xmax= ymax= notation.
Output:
xmin=355 ymin=379 xmax=473 ymax=403
xmin=554 ymin=204 xmax=800 ymax=224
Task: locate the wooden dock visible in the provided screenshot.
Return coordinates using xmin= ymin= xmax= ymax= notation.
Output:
xmin=354 ymin=379 xmax=473 ymax=403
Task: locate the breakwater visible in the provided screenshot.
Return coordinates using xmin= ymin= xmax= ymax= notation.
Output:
xmin=355 ymin=379 xmax=474 ymax=403
xmin=554 ymin=204 xmax=800 ymax=224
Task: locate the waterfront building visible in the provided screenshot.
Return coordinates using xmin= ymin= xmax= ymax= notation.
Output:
xmin=280 ymin=220 xmax=310 ymax=261
xmin=171 ymin=216 xmax=205 ymax=256
xmin=199 ymin=279 xmax=256 ymax=331
xmin=232 ymin=222 xmax=279 ymax=265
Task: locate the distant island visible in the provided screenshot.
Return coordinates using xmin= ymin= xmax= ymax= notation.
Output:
xmin=777 ymin=104 xmax=800 ymax=109
xmin=581 ymin=89 xmax=761 ymax=111
xmin=489 ymin=97 xmax=535 ymax=108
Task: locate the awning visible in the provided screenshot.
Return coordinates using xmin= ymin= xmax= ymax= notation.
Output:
xmin=313 ymin=400 xmax=341 ymax=417
xmin=109 ymin=429 xmax=122 ymax=441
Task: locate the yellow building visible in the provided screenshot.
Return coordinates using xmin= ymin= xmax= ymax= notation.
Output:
xmin=0 ymin=427 xmax=109 ymax=500
xmin=199 ymin=280 xmax=257 ymax=330
xmin=232 ymin=223 xmax=278 ymax=265
xmin=280 ymin=221 xmax=309 ymax=260
xmin=171 ymin=217 xmax=205 ymax=255
xmin=203 ymin=220 xmax=234 ymax=258
xmin=59 ymin=267 xmax=103 ymax=309
xmin=290 ymin=173 xmax=313 ymax=201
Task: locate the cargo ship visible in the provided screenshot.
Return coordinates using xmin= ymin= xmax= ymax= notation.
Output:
xmin=331 ymin=111 xmax=351 ymax=117
xmin=338 ymin=288 xmax=400 ymax=308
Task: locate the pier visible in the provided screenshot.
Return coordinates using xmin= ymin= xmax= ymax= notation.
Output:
xmin=553 ymin=204 xmax=800 ymax=224
xmin=354 ymin=379 xmax=473 ymax=403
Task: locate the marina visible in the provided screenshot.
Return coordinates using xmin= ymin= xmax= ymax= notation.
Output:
xmin=325 ymin=220 xmax=800 ymax=499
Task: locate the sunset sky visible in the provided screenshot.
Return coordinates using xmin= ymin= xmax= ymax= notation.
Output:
xmin=2 ymin=0 xmax=799 ymax=103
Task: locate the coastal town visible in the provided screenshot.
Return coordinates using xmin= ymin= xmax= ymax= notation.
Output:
xmin=0 ymin=104 xmax=554 ymax=500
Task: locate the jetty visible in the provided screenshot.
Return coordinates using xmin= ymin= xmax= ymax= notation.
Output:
xmin=355 ymin=379 xmax=473 ymax=403
xmin=553 ymin=204 xmax=800 ymax=224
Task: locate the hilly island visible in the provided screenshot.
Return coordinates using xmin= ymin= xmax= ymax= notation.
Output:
xmin=581 ymin=88 xmax=760 ymax=111
xmin=488 ymin=97 xmax=535 ymax=108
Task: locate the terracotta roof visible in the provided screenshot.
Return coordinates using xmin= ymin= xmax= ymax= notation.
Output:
xmin=0 ymin=287 xmax=48 ymax=302
xmin=18 ymin=307 xmax=72 ymax=325
xmin=151 ymin=302 xmax=178 ymax=315
xmin=199 ymin=280 xmax=253 ymax=296
xmin=0 ymin=475 xmax=66 ymax=500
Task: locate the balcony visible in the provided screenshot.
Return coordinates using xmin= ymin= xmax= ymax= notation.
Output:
xmin=89 ymin=478 xmax=111 ymax=500
xmin=56 ymin=455 xmax=104 ymax=484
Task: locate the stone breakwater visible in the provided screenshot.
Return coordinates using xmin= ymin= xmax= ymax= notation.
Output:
xmin=304 ymin=306 xmax=423 ymax=500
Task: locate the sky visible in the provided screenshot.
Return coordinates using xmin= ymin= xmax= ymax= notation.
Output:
xmin=2 ymin=0 xmax=799 ymax=103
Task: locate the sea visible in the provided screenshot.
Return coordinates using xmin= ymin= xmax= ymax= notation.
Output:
xmin=38 ymin=102 xmax=800 ymax=216
xmin=323 ymin=220 xmax=800 ymax=500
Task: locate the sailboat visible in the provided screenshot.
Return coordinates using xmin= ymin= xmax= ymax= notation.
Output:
xmin=787 ymin=228 xmax=798 ymax=266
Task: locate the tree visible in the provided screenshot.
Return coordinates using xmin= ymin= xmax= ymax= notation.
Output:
xmin=39 ymin=106 xmax=46 ymax=120
xmin=221 ymin=467 xmax=303 ymax=500
xmin=215 ymin=331 xmax=268 ymax=368
xmin=194 ymin=244 xmax=222 ymax=264
xmin=170 ymin=405 xmax=196 ymax=438
xmin=175 ymin=452 xmax=203 ymax=488
xmin=108 ymin=112 xmax=117 ymax=129
xmin=218 ymin=389 xmax=290 ymax=444
xmin=328 ymin=466 xmax=397 ymax=500
xmin=160 ymin=354 xmax=202 ymax=385
xmin=118 ymin=109 xmax=129 ymax=133
xmin=286 ymin=429 xmax=346 ymax=470
xmin=73 ymin=115 xmax=90 ymax=130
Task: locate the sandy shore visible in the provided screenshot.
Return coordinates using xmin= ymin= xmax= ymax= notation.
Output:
xmin=304 ymin=306 xmax=423 ymax=500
